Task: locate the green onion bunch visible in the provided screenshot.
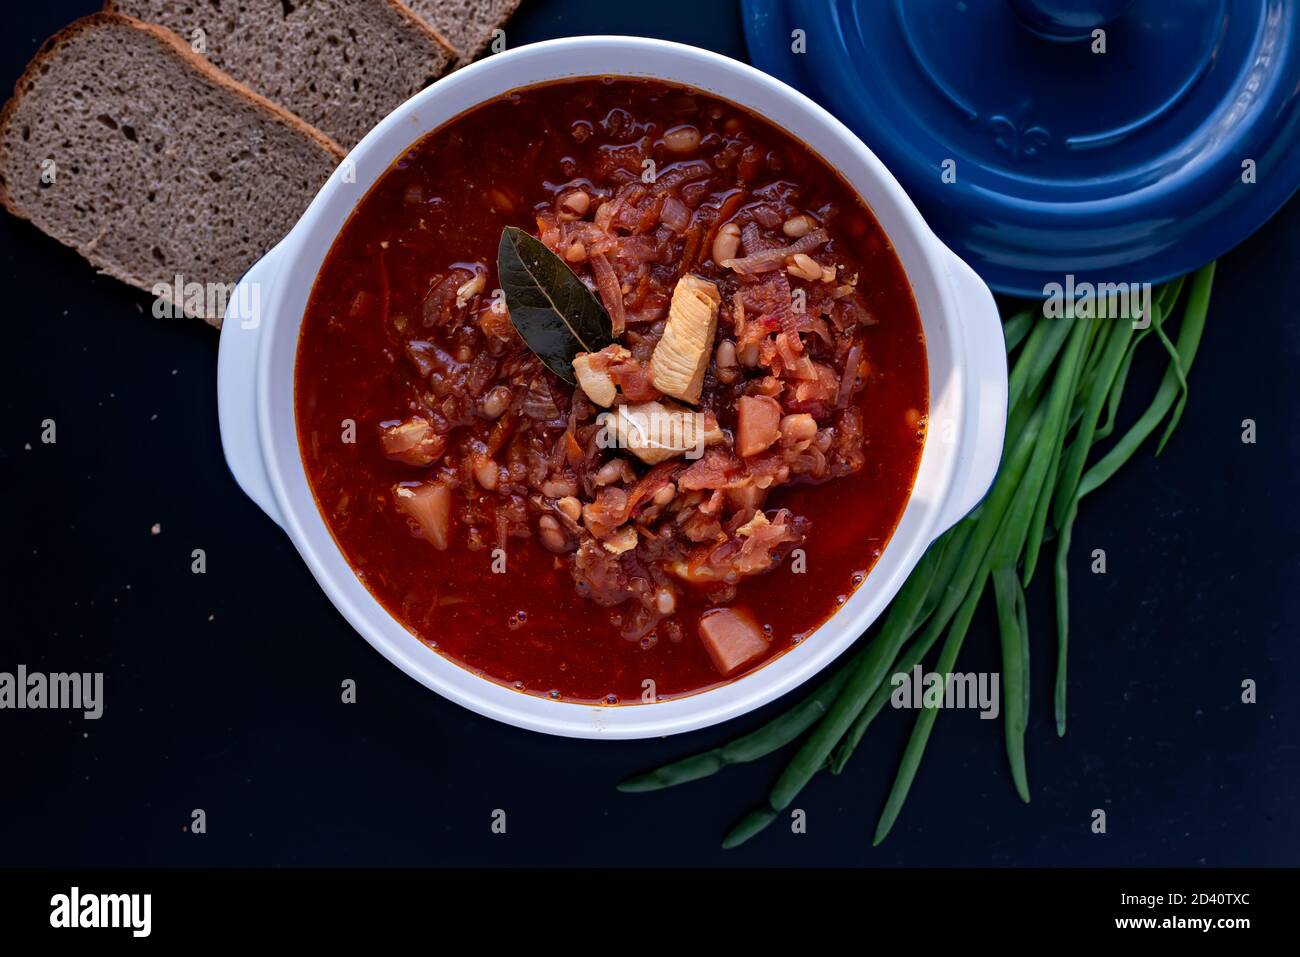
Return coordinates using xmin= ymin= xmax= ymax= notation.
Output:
xmin=619 ymin=263 xmax=1216 ymax=846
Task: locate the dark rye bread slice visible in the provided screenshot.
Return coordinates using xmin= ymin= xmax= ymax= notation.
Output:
xmin=0 ymin=12 xmax=343 ymax=324
xmin=109 ymin=0 xmax=459 ymax=148
xmin=403 ymin=0 xmax=523 ymax=66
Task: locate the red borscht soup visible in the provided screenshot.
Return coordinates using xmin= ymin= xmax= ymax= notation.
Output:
xmin=295 ymin=77 xmax=927 ymax=704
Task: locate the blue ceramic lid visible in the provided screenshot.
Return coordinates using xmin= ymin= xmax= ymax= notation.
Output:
xmin=743 ymin=0 xmax=1300 ymax=296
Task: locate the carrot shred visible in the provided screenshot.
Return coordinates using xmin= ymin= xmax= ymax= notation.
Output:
xmin=680 ymin=223 xmax=703 ymax=273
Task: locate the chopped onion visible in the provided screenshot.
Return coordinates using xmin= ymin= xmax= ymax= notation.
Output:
xmin=836 ymin=343 xmax=862 ymax=409
xmin=660 ymin=196 xmax=690 ymax=233
xmin=590 ymin=251 xmax=627 ymax=335
xmin=720 ymin=229 xmax=829 ymax=276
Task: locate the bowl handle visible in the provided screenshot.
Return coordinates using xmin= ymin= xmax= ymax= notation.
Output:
xmin=933 ymin=249 xmax=1009 ymax=538
xmin=217 ymin=244 xmax=285 ymax=529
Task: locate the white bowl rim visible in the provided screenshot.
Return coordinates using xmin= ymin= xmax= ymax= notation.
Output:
xmin=226 ymin=35 xmax=1005 ymax=739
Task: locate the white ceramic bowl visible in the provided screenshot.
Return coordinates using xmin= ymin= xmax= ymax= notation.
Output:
xmin=217 ymin=36 xmax=1007 ymax=739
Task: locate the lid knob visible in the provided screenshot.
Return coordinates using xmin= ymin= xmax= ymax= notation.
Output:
xmin=1008 ymin=0 xmax=1136 ymax=41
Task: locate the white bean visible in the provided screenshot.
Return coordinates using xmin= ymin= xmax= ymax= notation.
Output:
xmin=595 ymin=459 xmax=630 ymax=486
xmin=538 ymin=515 xmax=569 ymax=553
xmin=663 ymin=125 xmax=701 ymax=153
xmin=652 ymin=483 xmax=677 ymax=507
xmin=474 ymin=456 xmax=499 ymax=490
xmin=786 ymin=253 xmax=822 ymax=281
xmin=558 ymin=190 xmax=590 ymax=221
xmin=712 ymin=222 xmax=741 ymax=264
xmin=782 ymin=214 xmax=814 ymax=238
xmin=479 ymin=385 xmax=511 ymax=419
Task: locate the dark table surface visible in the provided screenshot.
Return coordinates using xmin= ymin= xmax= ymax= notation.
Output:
xmin=1 ymin=0 xmax=1296 ymax=868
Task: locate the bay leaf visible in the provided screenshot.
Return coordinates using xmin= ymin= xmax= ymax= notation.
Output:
xmin=497 ymin=226 xmax=614 ymax=383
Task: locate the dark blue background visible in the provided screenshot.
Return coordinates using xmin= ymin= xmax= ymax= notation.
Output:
xmin=1 ymin=0 xmax=1296 ymax=866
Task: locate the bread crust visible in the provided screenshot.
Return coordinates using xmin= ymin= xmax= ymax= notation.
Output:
xmin=0 ymin=10 xmax=345 ymax=218
xmin=105 ymin=0 xmax=460 ymax=60
xmin=387 ymin=0 xmax=461 ymax=60
xmin=0 ymin=11 xmax=344 ymax=322
xmin=104 ymin=0 xmax=460 ymax=139
xmin=403 ymin=0 xmax=523 ymax=65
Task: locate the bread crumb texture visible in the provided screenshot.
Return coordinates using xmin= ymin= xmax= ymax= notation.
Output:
xmin=0 ymin=13 xmax=340 ymax=322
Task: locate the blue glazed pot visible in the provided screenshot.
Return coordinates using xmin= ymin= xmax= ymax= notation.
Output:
xmin=1008 ymin=0 xmax=1138 ymax=40
xmin=743 ymin=0 xmax=1300 ymax=296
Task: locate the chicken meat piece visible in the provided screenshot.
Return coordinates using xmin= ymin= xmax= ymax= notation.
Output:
xmin=649 ymin=274 xmax=720 ymax=404
xmin=611 ymin=399 xmax=724 ymax=465
xmin=572 ymin=344 xmax=632 ymax=407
